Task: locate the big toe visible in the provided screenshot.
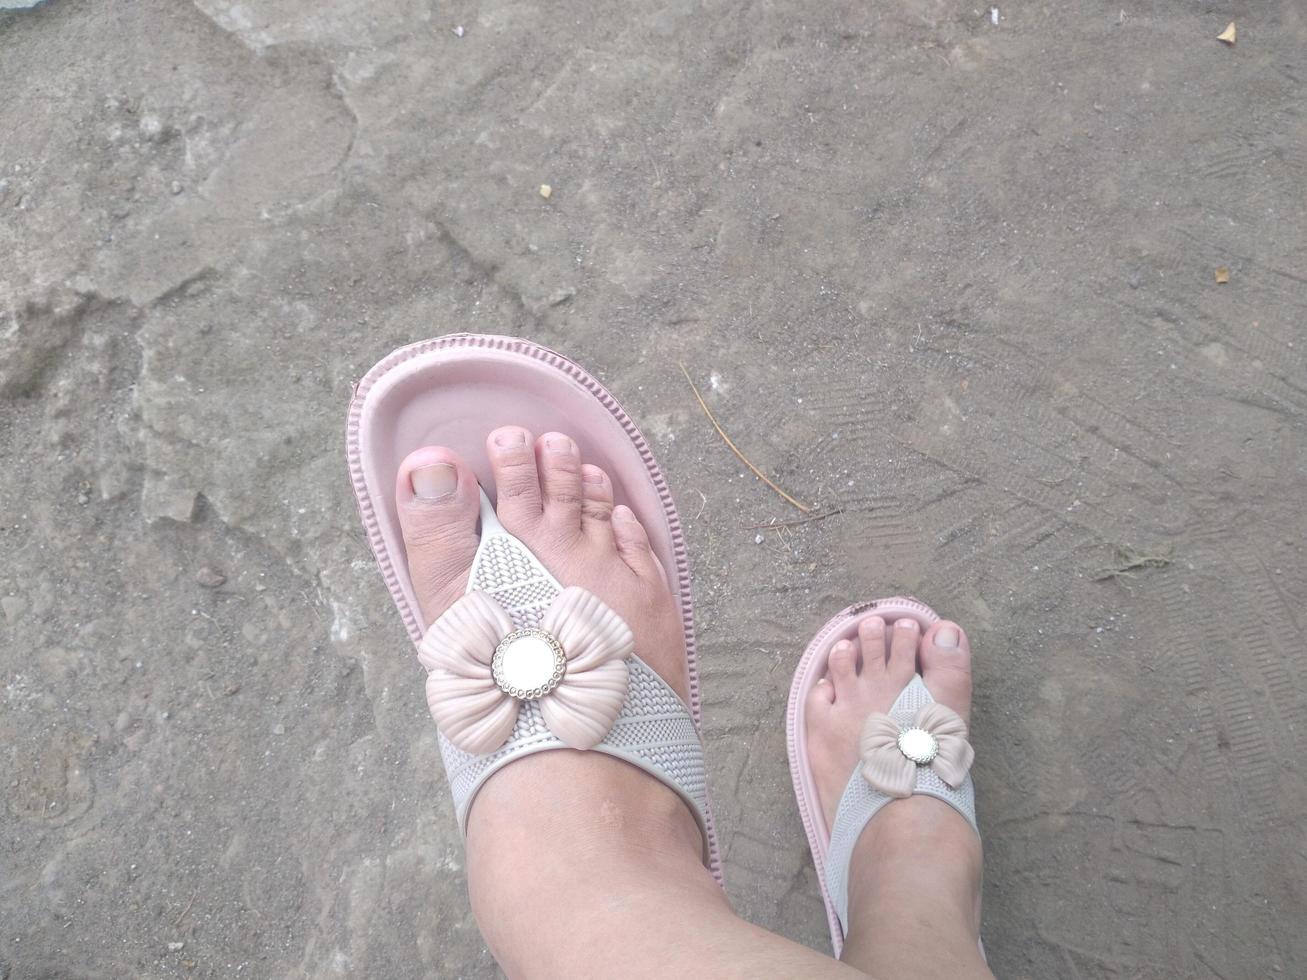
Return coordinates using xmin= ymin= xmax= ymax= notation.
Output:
xmin=920 ymin=620 xmax=973 ymax=726
xmin=396 ymin=447 xmax=481 ymax=626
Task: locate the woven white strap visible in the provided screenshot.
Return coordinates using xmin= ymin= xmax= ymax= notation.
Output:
xmin=824 ymin=675 xmax=978 ymax=933
xmin=437 ymin=491 xmax=710 ymax=858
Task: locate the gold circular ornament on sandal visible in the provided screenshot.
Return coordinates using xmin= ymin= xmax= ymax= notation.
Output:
xmin=896 ymin=727 xmax=940 ymax=765
xmin=492 ymin=628 xmax=567 ymax=700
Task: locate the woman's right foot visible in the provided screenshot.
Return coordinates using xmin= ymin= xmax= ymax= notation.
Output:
xmin=394 ymin=426 xmax=726 ymax=977
xmin=394 ymin=424 xmax=691 ymax=703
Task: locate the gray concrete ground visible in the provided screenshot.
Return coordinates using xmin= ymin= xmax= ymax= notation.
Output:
xmin=3 ymin=0 xmax=1305 ymax=976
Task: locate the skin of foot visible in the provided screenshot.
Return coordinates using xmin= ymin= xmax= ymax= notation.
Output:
xmin=396 ymin=426 xmax=690 ymax=702
xmin=804 ymin=615 xmax=994 ymax=978
xmin=804 ymin=614 xmax=973 ymax=833
xmin=395 ymin=427 xmax=864 ymax=979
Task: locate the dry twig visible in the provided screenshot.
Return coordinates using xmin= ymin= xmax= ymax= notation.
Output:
xmin=743 ymin=509 xmax=843 ymax=531
xmin=1093 ymin=545 xmax=1174 ymax=581
xmin=173 ymin=893 xmax=197 ymax=927
xmin=678 ymin=363 xmax=812 ymax=513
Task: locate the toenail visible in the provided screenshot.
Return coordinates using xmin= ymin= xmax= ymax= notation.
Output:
xmin=612 ymin=505 xmax=635 ymax=522
xmin=834 ymin=640 xmax=853 ymax=653
xmin=896 ymin=618 xmax=918 ymax=631
xmin=494 ymin=429 xmax=526 ymax=448
xmin=545 ymin=435 xmax=575 ymax=454
xmin=582 ymin=469 xmax=604 ymax=485
xmin=936 ymin=626 xmax=960 ymax=649
xmin=411 ymin=463 xmax=457 ymax=499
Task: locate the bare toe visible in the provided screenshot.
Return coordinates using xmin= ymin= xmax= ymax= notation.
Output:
xmin=808 ymin=676 xmax=836 ymax=707
xmin=396 ymin=447 xmax=481 ymax=625
xmin=535 ymin=432 xmax=584 ymax=536
xmin=486 ymin=426 xmax=542 ymax=529
xmin=920 ymin=621 xmax=973 ymax=725
xmin=579 ymin=463 xmax=615 ymax=535
xmin=610 ymin=505 xmax=662 ymax=583
xmin=886 ymin=617 xmax=920 ymax=688
xmin=827 ymin=639 xmax=859 ymax=694
xmin=857 ymin=616 xmax=887 ymax=675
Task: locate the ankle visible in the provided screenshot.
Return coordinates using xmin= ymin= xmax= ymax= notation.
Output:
xmin=475 ymin=751 xmax=702 ymax=850
xmin=860 ymin=795 xmax=981 ymax=856
xmin=465 ymin=752 xmax=708 ymax=901
xmin=463 ymin=754 xmax=719 ymax=976
xmin=847 ymin=796 xmax=983 ymax=932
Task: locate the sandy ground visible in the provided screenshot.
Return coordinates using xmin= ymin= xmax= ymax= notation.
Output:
xmin=3 ymin=0 xmax=1306 ymax=976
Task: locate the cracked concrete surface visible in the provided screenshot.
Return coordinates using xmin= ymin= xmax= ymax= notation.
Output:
xmin=3 ymin=0 xmax=1306 ymax=976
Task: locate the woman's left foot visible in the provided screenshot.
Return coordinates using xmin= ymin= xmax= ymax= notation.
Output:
xmin=804 ymin=614 xmax=990 ymax=975
xmin=803 ymin=615 xmax=973 ymax=835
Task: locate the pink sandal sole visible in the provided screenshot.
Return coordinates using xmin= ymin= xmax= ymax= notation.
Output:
xmin=786 ymin=596 xmax=941 ymax=956
xmin=346 ymin=333 xmax=722 ymax=884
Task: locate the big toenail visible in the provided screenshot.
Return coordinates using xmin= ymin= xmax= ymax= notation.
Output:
xmin=412 ymin=463 xmax=457 ymax=499
xmin=545 ymin=435 xmax=575 ymax=454
xmin=494 ymin=429 xmax=527 ymax=448
xmin=936 ymin=626 xmax=960 ymax=648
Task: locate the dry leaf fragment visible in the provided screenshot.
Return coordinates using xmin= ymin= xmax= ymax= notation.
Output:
xmin=1217 ymin=22 xmax=1236 ymax=45
xmin=538 ymin=184 xmax=553 ymax=199
xmin=1215 ymin=266 xmax=1230 ymax=284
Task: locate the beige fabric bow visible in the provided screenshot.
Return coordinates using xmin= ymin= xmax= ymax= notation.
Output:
xmin=859 ymin=702 xmax=974 ymax=798
xmin=418 ymin=586 xmax=632 ymax=755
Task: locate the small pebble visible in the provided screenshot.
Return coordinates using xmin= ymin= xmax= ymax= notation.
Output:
xmin=170 ymin=181 xmax=183 ymax=195
xmin=168 ymin=941 xmax=185 ymax=952
xmin=195 ymin=567 xmax=226 ymax=589
xmin=754 ymin=533 xmax=765 ymax=545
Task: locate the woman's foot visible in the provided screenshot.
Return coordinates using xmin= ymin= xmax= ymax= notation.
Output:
xmin=804 ymin=614 xmax=991 ymax=978
xmin=392 ymin=426 xmax=864 ymax=979
xmin=804 ymin=614 xmax=973 ymax=835
xmin=395 ymin=425 xmax=690 ymax=701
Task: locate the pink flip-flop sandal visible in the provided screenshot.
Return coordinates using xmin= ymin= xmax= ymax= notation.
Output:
xmin=787 ymin=598 xmax=980 ymax=956
xmin=346 ymin=334 xmax=721 ymax=882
